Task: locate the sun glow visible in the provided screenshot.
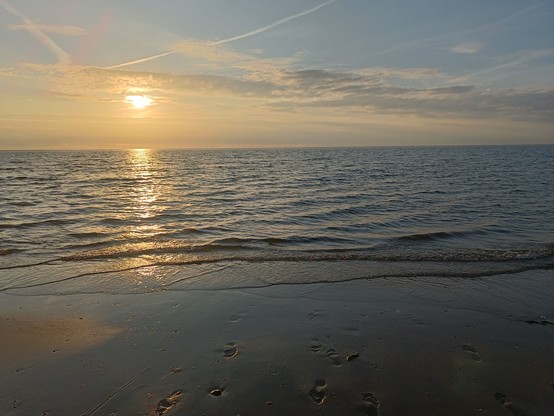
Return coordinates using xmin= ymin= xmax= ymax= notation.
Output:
xmin=125 ymin=95 xmax=153 ymax=109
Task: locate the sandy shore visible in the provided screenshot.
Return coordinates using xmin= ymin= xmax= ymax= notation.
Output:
xmin=1 ymin=265 xmax=553 ymax=415
xmin=0 ymin=315 xmax=122 ymax=369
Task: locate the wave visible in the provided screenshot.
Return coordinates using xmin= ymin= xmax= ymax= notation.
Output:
xmin=0 ymin=248 xmax=23 ymax=256
xmin=68 ymin=232 xmax=109 ymax=239
xmin=8 ymin=201 xmax=37 ymax=207
xmin=54 ymin=240 xmax=554 ymax=263
xmin=4 ymin=176 xmax=55 ymax=183
xmin=292 ymin=205 xmax=377 ymax=222
xmin=398 ymin=229 xmax=489 ymax=241
xmin=210 ymin=236 xmax=357 ymax=246
xmin=58 ymin=241 xmax=252 ymax=262
xmin=0 ymin=219 xmax=74 ymax=229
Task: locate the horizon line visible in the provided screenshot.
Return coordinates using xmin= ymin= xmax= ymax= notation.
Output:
xmin=1 ymin=143 xmax=552 ymax=152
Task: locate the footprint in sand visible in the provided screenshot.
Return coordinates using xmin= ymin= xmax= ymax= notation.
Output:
xmin=309 ymin=379 xmax=327 ymax=405
xmin=361 ymin=392 xmax=380 ymax=416
xmin=229 ymin=313 xmax=245 ymax=323
xmin=407 ymin=315 xmax=426 ymax=326
xmin=210 ymin=387 xmax=225 ymax=397
xmin=223 ymin=342 xmax=239 ymax=359
xmin=462 ymin=344 xmax=481 ymax=361
xmin=495 ymin=392 xmax=527 ymax=416
xmin=155 ymin=390 xmax=183 ymax=415
xmin=326 ymin=348 xmax=341 ymax=367
xmin=525 ymin=319 xmax=553 ymax=326
xmin=308 ymin=310 xmax=327 ymax=320
xmin=309 ymin=339 xmax=343 ymax=366
xmin=310 ymin=338 xmax=322 ymax=353
xmin=462 ymin=344 xmax=481 ymax=362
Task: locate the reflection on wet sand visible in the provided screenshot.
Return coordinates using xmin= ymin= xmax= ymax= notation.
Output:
xmin=0 ymin=314 xmax=122 ymax=370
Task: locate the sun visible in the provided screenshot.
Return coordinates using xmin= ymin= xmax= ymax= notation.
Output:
xmin=125 ymin=95 xmax=153 ymax=109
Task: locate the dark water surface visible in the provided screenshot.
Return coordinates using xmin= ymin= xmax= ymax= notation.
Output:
xmin=1 ymin=146 xmax=552 ymax=294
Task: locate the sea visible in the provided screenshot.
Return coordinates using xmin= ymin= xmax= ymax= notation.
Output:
xmin=1 ymin=146 xmax=552 ymax=295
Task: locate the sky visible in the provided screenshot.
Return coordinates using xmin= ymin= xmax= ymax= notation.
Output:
xmin=0 ymin=0 xmax=553 ymax=149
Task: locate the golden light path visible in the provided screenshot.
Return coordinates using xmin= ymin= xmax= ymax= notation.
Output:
xmin=125 ymin=95 xmax=153 ymax=109
xmin=122 ymin=149 xmax=177 ymax=284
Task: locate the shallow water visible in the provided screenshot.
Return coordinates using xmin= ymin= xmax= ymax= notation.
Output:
xmin=0 ymin=146 xmax=552 ymax=294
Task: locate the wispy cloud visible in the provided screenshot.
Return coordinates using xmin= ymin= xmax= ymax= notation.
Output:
xmin=355 ymin=67 xmax=444 ymax=80
xmin=105 ymin=0 xmax=336 ymax=69
xmin=8 ymin=23 xmax=86 ymax=36
xmin=450 ymin=42 xmax=484 ymax=54
xmin=1 ymin=0 xmax=72 ymax=64
xmin=450 ymin=49 xmax=554 ymax=83
xmin=150 ymin=40 xmax=302 ymax=85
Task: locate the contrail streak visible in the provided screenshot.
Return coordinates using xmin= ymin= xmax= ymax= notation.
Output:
xmin=212 ymin=0 xmax=336 ymax=45
xmin=105 ymin=50 xmax=176 ymax=69
xmin=105 ymin=0 xmax=336 ymax=70
xmin=1 ymin=0 xmax=72 ymax=64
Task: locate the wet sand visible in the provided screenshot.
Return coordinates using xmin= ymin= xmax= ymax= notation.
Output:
xmin=0 ymin=315 xmax=122 ymax=369
xmin=1 ymin=266 xmax=553 ymax=415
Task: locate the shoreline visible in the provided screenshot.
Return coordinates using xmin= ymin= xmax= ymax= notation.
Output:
xmin=1 ymin=267 xmax=553 ymax=415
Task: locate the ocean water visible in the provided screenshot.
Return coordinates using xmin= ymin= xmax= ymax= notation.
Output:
xmin=0 ymin=146 xmax=552 ymax=294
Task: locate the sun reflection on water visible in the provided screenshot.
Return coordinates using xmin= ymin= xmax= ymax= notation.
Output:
xmin=129 ymin=149 xmax=159 ymax=220
xmin=123 ymin=149 xmax=171 ymax=283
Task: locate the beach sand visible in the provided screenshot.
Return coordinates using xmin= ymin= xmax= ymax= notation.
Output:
xmin=0 ymin=315 xmax=122 ymax=369
xmin=1 ymin=266 xmax=553 ymax=415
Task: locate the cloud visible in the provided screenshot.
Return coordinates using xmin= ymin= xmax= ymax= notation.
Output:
xmin=355 ymin=67 xmax=444 ymax=80
xmin=265 ymin=69 xmax=553 ymax=121
xmin=2 ymin=63 xmax=274 ymax=101
xmin=105 ymin=0 xmax=336 ymax=69
xmin=450 ymin=42 xmax=484 ymax=54
xmin=0 ymin=0 xmax=72 ymax=64
xmin=160 ymin=40 xmax=302 ymax=86
xmin=450 ymin=49 xmax=554 ymax=82
xmin=2 ymin=56 xmax=552 ymax=123
xmin=8 ymin=24 xmax=86 ymax=36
